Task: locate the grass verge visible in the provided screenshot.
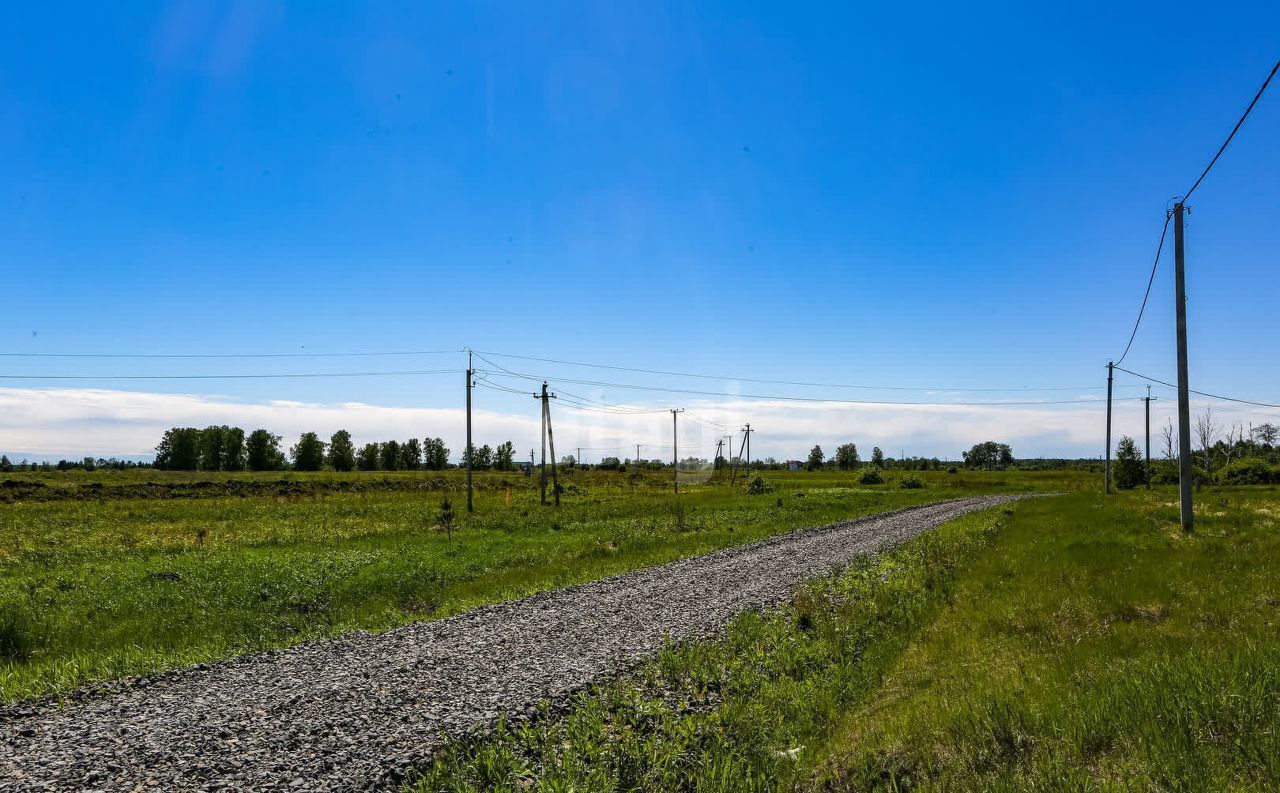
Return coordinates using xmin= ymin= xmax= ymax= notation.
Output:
xmin=408 ymin=486 xmax=1280 ymax=791
xmin=0 ymin=470 xmax=1066 ymax=702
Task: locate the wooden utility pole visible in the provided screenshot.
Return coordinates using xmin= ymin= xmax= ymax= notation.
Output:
xmin=1142 ymin=385 xmax=1157 ymax=489
xmin=1173 ymin=202 xmax=1194 ymax=530
xmin=465 ymin=350 xmax=474 ymax=512
xmin=671 ymin=409 xmax=684 ymax=493
xmin=714 ymin=438 xmax=724 ymax=471
xmin=727 ymin=433 xmax=737 ymax=482
xmin=743 ymin=423 xmax=753 ymax=477
xmin=635 ymin=443 xmax=641 ymax=467
xmin=733 ymin=433 xmax=747 ymax=484
xmin=1105 ymin=361 xmax=1114 ymax=494
xmin=534 ymin=382 xmax=558 ymax=506
xmin=546 ymin=389 xmax=560 ymax=507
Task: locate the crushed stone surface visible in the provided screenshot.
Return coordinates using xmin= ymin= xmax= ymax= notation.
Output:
xmin=1 ymin=495 xmax=1027 ymax=791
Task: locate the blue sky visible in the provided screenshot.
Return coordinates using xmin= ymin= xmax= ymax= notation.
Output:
xmin=2 ymin=2 xmax=1278 ymax=461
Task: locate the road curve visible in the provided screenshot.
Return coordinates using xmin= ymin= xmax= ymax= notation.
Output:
xmin=1 ymin=495 xmax=1027 ymax=792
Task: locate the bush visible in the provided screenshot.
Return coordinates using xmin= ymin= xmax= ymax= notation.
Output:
xmin=947 ymin=466 xmax=958 ymax=474
xmin=745 ymin=474 xmax=774 ymax=495
xmin=899 ymin=474 xmax=925 ymax=489
xmin=1217 ymin=458 xmax=1280 ymax=486
xmin=858 ymin=467 xmax=884 ymax=485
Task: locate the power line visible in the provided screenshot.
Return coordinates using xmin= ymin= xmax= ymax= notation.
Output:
xmin=482 ymin=369 xmax=1118 ymax=407
xmin=473 ymin=349 xmax=1112 ymax=394
xmin=1115 ymin=211 xmax=1171 ymax=365
xmin=1113 ymin=365 xmax=1280 ymax=409
xmin=1182 ymin=58 xmax=1280 ymax=202
xmin=0 ymin=349 xmax=461 ymax=360
xmin=0 ymin=369 xmax=459 ymax=381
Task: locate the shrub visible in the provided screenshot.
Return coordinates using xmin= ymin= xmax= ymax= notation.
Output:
xmin=899 ymin=474 xmax=925 ymax=489
xmin=745 ymin=474 xmax=774 ymax=495
xmin=947 ymin=466 xmax=958 ymax=474
xmin=1217 ymin=458 xmax=1280 ymax=486
xmin=858 ymin=467 xmax=884 ymax=485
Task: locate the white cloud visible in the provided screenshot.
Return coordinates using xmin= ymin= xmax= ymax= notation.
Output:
xmin=6 ymin=386 xmax=1258 ymax=463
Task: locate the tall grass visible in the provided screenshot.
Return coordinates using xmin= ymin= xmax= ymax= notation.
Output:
xmin=0 ymin=470 xmax=1068 ymax=702
xmin=407 ymin=487 xmax=1280 ymax=791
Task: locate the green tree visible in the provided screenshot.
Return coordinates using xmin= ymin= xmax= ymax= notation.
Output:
xmin=357 ymin=443 xmax=380 ymax=471
xmin=422 ymin=437 xmax=450 ymax=470
xmin=835 ymin=443 xmax=859 ymax=470
xmin=0 ymin=455 xmax=12 ymax=473
xmin=871 ymin=447 xmax=885 ymax=468
xmin=328 ymin=430 xmax=356 ymax=472
xmin=473 ymin=444 xmax=493 ymax=470
xmin=400 ymin=438 xmax=422 ymax=470
xmin=1114 ymin=436 xmax=1146 ymax=489
xmin=962 ymin=441 xmax=1014 ymax=470
xmin=291 ymin=432 xmax=326 ymax=471
xmin=806 ymin=445 xmax=825 ymax=471
xmin=223 ymin=427 xmax=246 ymax=471
xmin=155 ymin=427 xmax=201 ymax=471
xmin=199 ymin=426 xmax=227 ymax=471
xmin=380 ymin=441 xmax=402 ymax=471
xmin=494 ymin=441 xmax=516 ymax=472
xmin=246 ymin=429 xmax=284 ymax=472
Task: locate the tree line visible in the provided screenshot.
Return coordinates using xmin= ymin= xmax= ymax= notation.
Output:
xmin=153 ymin=426 xmax=473 ymax=472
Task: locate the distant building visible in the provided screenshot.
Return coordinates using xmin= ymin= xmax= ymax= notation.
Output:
xmin=787 ymin=460 xmax=802 ymax=471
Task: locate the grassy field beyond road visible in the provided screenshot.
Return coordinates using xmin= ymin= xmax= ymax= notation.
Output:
xmin=0 ymin=469 xmax=1067 ymax=702
xmin=413 ymin=486 xmax=1280 ymax=791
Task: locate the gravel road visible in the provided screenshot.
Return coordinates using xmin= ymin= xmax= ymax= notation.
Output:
xmin=1 ymin=494 xmax=1026 ymax=792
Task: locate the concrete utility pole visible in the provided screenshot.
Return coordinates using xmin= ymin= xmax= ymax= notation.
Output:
xmin=733 ymin=433 xmax=747 ymax=484
xmin=742 ymin=423 xmax=753 ymax=477
xmin=1105 ymin=360 xmax=1114 ymax=494
xmin=465 ymin=350 xmax=474 ymax=512
xmin=1143 ymin=386 xmax=1157 ymax=490
xmin=1173 ymin=202 xmax=1194 ymax=530
xmin=635 ymin=443 xmax=641 ymax=467
xmin=670 ymin=409 xmax=684 ymax=493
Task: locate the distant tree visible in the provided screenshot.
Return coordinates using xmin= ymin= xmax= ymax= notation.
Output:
xmin=1253 ymin=423 xmax=1278 ymax=448
xmin=0 ymin=455 xmax=12 ymax=473
xmin=223 ymin=427 xmax=246 ymax=471
xmin=246 ymin=429 xmax=284 ymax=472
xmin=422 ymin=437 xmax=450 ymax=471
xmin=400 ymin=437 xmax=423 ymax=470
xmin=962 ymin=441 xmax=1014 ymax=470
xmin=199 ymin=426 xmax=226 ymax=471
xmin=494 ymin=441 xmax=516 ymax=472
xmin=598 ymin=456 xmax=622 ymax=471
xmin=473 ymin=444 xmax=493 ymax=470
xmin=1195 ymin=408 xmax=1220 ymax=475
xmin=870 ymin=447 xmax=885 ymax=468
xmin=561 ymin=454 xmax=577 ymax=469
xmin=291 ymin=432 xmax=326 ymax=471
xmin=1114 ymin=436 xmax=1145 ymax=489
xmin=357 ymin=443 xmax=380 ymax=471
xmin=155 ymin=427 xmax=201 ymax=471
xmin=380 ymin=440 xmax=402 ymax=471
xmin=806 ymin=445 xmax=825 ymax=471
xmin=328 ymin=430 xmax=356 ymax=472
xmin=835 ymin=443 xmax=859 ymax=470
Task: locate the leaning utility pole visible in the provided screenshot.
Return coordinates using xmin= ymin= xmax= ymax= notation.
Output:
xmin=1173 ymin=202 xmax=1194 ymax=530
xmin=546 ymin=390 xmax=560 ymax=507
xmin=465 ymin=350 xmax=474 ymax=512
xmin=1142 ymin=385 xmax=1157 ymax=490
xmin=670 ymin=408 xmax=684 ymax=493
xmin=1105 ymin=361 xmax=1114 ymax=494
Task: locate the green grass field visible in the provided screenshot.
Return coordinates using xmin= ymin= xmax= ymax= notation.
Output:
xmin=0 ymin=468 xmax=1073 ymax=702
xmin=411 ymin=485 xmax=1280 ymax=791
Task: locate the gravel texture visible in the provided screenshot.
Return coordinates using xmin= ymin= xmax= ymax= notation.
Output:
xmin=1 ymin=495 xmax=1026 ymax=792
